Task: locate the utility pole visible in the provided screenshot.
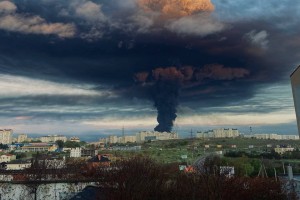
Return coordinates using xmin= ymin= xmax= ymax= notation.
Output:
xmin=122 ymin=126 xmax=125 ymax=143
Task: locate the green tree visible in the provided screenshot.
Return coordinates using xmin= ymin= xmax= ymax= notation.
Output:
xmin=0 ymin=143 xmax=9 ymax=150
xmin=64 ymin=141 xmax=80 ymax=148
xmin=55 ymin=140 xmax=64 ymax=149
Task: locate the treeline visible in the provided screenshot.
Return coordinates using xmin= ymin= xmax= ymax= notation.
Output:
xmin=97 ymin=157 xmax=295 ymax=200
xmin=224 ymin=150 xmax=281 ymax=159
xmin=55 ymin=140 xmax=86 ymax=148
xmin=225 ymin=149 xmax=300 ymax=160
xmin=11 ymin=155 xmax=296 ymax=199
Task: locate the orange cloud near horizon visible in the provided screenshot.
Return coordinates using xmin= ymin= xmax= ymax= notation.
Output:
xmin=138 ymin=0 xmax=214 ymax=17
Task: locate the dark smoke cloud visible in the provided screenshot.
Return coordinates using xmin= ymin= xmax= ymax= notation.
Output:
xmin=0 ymin=0 xmax=299 ymax=133
xmin=153 ymin=79 xmax=180 ymax=132
xmin=135 ymin=65 xmax=250 ymax=132
xmin=194 ymin=64 xmax=250 ymax=81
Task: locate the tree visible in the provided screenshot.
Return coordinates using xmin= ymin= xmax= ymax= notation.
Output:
xmin=0 ymin=143 xmax=8 ymax=150
xmin=64 ymin=141 xmax=80 ymax=148
xmin=55 ymin=140 xmax=64 ymax=149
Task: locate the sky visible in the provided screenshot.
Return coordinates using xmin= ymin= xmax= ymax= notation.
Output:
xmin=0 ymin=0 xmax=299 ymax=138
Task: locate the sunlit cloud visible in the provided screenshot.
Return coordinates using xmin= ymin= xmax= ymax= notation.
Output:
xmin=245 ymin=30 xmax=269 ymax=49
xmin=0 ymin=74 xmax=112 ymax=97
xmin=166 ymin=13 xmax=225 ymax=36
xmin=176 ymin=111 xmax=295 ymax=126
xmin=82 ymin=116 xmax=157 ymax=128
xmin=0 ymin=1 xmax=76 ymax=38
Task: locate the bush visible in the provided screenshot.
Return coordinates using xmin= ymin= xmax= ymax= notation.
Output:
xmin=99 ymin=156 xmax=291 ymax=200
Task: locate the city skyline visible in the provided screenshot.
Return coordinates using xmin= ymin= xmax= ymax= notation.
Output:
xmin=0 ymin=0 xmax=299 ymax=135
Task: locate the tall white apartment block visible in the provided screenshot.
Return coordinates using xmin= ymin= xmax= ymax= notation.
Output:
xmin=291 ymin=65 xmax=300 ymax=137
xmin=0 ymin=129 xmax=13 ymax=144
xmin=17 ymin=134 xmax=28 ymax=143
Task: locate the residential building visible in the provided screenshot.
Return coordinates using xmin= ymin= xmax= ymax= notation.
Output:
xmin=17 ymin=134 xmax=27 ymax=143
xmin=274 ymin=147 xmax=295 ymax=154
xmin=118 ymin=136 xmax=136 ymax=144
xmin=40 ymin=135 xmax=67 ymax=143
xmin=62 ymin=147 xmax=72 ymax=152
xmin=70 ymin=147 xmax=82 ymax=158
xmin=243 ymin=134 xmax=299 ymax=140
xmin=20 ymin=143 xmax=57 ymax=152
xmin=70 ymin=137 xmax=80 ymax=142
xmin=291 ymin=65 xmax=300 ymax=136
xmin=0 ymin=129 xmax=13 ymax=144
xmin=6 ymin=160 xmax=32 ymax=170
xmin=197 ymin=128 xmax=240 ymax=139
xmin=81 ymin=149 xmax=97 ymax=157
xmin=0 ymin=154 xmax=16 ymax=162
xmin=33 ymin=155 xmax=66 ymax=169
xmin=108 ymin=135 xmax=118 ymax=144
xmin=254 ymin=134 xmax=282 ymax=140
xmin=112 ymin=146 xmax=141 ymax=151
xmin=136 ymin=131 xmax=178 ymax=143
xmin=281 ymin=135 xmax=300 ymax=140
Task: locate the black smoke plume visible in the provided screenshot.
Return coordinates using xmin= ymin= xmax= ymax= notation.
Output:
xmin=135 ymin=65 xmax=249 ymax=132
xmin=153 ymin=79 xmax=180 ymax=132
xmin=151 ymin=67 xmax=185 ymax=132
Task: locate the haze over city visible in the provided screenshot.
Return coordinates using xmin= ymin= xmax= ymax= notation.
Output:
xmin=0 ymin=0 xmax=299 ymax=137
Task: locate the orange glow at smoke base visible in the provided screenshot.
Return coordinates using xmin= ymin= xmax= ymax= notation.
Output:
xmin=138 ymin=0 xmax=214 ymax=17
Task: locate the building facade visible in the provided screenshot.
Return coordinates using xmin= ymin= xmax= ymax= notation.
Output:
xmin=244 ymin=133 xmax=299 ymax=140
xmin=6 ymin=160 xmax=32 ymax=170
xmin=291 ymin=65 xmax=300 ymax=136
xmin=0 ymin=154 xmax=16 ymax=163
xmin=196 ymin=128 xmax=240 ymax=139
xmin=70 ymin=147 xmax=82 ymax=157
xmin=70 ymin=137 xmax=80 ymax=142
xmin=136 ymin=131 xmax=179 ymax=143
xmin=0 ymin=129 xmax=13 ymax=144
xmin=21 ymin=143 xmax=57 ymax=152
xmin=17 ymin=134 xmax=28 ymax=143
xmin=118 ymin=136 xmax=137 ymax=144
xmin=40 ymin=135 xmax=67 ymax=143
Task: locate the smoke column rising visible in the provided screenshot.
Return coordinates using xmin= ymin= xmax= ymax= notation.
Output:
xmin=153 ymin=79 xmax=180 ymax=132
xmin=135 ymin=65 xmax=249 ymax=132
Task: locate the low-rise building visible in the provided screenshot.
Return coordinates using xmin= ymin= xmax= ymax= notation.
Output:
xmin=244 ymin=133 xmax=299 ymax=140
xmin=6 ymin=160 xmax=32 ymax=170
xmin=33 ymin=155 xmax=66 ymax=169
xmin=112 ymin=146 xmax=141 ymax=151
xmin=21 ymin=143 xmax=57 ymax=152
xmin=81 ymin=149 xmax=97 ymax=157
xmin=0 ymin=154 xmax=16 ymax=163
xmin=70 ymin=137 xmax=80 ymax=142
xmin=274 ymin=147 xmax=295 ymax=154
xmin=70 ymin=147 xmax=82 ymax=158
